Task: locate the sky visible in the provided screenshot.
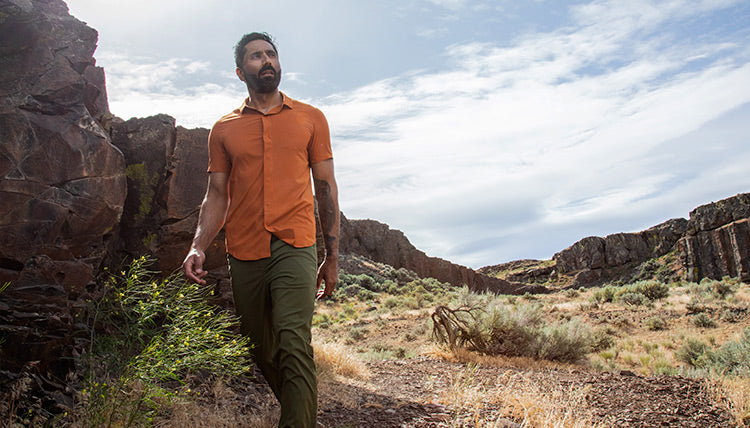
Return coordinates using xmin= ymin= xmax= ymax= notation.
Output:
xmin=65 ymin=0 xmax=750 ymax=269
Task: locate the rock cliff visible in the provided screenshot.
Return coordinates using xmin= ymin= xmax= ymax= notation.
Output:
xmin=0 ymin=0 xmax=125 ymax=373
xmin=512 ymin=193 xmax=749 ymax=288
xmin=551 ymin=218 xmax=688 ymax=286
xmin=678 ymin=194 xmax=750 ymax=282
xmin=340 ymin=214 xmax=543 ymax=295
xmin=109 ymin=116 xmax=225 ymax=272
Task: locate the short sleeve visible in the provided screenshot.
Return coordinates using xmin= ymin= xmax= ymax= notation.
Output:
xmin=207 ymin=122 xmax=231 ymax=173
xmin=307 ymin=108 xmax=333 ymax=164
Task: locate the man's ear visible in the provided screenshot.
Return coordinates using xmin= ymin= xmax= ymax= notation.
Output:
xmin=236 ymin=67 xmax=246 ymax=82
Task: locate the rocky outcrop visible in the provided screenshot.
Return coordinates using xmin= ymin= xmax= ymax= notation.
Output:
xmin=0 ymin=0 xmax=125 ymax=372
xmin=552 ymin=218 xmax=688 ymax=287
xmin=340 ymin=214 xmax=545 ymax=294
xmin=110 ymin=117 xmax=224 ymax=272
xmin=678 ymin=193 xmax=750 ymax=281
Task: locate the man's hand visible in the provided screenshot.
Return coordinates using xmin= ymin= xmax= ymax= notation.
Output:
xmin=316 ymin=257 xmax=338 ymax=299
xmin=183 ymin=248 xmax=208 ymax=284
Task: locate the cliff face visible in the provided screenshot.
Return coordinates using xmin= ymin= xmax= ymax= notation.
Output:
xmin=546 ymin=193 xmax=750 ymax=287
xmin=678 ymin=194 xmax=750 ymax=282
xmin=339 ymin=214 xmax=544 ymax=295
xmin=0 ymin=0 xmax=125 ymax=373
xmin=109 ymin=116 xmax=225 ymax=272
xmin=551 ymin=218 xmax=688 ymax=286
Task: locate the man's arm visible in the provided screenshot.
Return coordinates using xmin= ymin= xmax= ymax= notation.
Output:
xmin=311 ymin=159 xmax=339 ymax=298
xmin=182 ymin=172 xmax=229 ymax=284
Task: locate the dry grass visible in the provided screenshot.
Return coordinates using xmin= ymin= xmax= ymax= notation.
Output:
xmin=155 ymin=378 xmax=278 ymax=428
xmin=423 ymin=344 xmax=578 ymax=372
xmin=710 ymin=376 xmax=750 ymax=427
xmin=313 ymin=340 xmax=371 ymax=381
xmin=438 ymin=364 xmax=605 ymax=428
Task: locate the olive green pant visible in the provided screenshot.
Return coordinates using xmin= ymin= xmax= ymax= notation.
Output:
xmin=228 ymin=238 xmax=317 ymax=428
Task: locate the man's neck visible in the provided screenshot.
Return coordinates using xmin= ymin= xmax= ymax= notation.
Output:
xmin=247 ymin=90 xmax=283 ymax=114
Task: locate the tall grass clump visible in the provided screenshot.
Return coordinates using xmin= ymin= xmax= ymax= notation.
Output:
xmin=432 ymin=302 xmax=592 ymax=363
xmin=73 ymin=256 xmax=254 ymax=426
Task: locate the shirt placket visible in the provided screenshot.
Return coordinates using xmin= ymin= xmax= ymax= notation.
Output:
xmin=262 ymin=113 xmax=273 ymax=232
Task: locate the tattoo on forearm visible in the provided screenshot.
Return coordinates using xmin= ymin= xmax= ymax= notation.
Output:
xmin=314 ymin=178 xmax=338 ymax=251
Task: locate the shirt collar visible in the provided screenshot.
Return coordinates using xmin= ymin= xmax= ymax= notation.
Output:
xmin=240 ymin=92 xmax=294 ymax=114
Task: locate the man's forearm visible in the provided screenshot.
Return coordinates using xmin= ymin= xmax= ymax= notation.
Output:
xmin=191 ymin=195 xmax=228 ymax=252
xmin=314 ymin=177 xmax=339 ymax=259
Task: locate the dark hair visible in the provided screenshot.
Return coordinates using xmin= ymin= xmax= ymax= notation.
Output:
xmin=234 ymin=32 xmax=278 ymax=68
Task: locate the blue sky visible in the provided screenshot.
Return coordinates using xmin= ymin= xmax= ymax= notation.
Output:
xmin=65 ymin=0 xmax=750 ymax=268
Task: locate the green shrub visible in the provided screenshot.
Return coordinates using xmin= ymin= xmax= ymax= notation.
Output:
xmin=591 ymin=286 xmax=617 ymax=303
xmin=591 ymin=326 xmax=617 ymax=352
xmin=432 ymin=302 xmax=593 ymax=363
xmin=710 ymin=328 xmax=750 ymax=376
xmin=686 ymin=298 xmax=706 ymax=314
xmin=675 ymin=338 xmax=711 ymax=368
xmin=644 ymin=316 xmax=668 ymax=331
xmin=356 ymin=288 xmax=378 ymax=301
xmin=538 ymin=319 xmax=593 ymax=362
xmin=78 ymin=257 xmax=253 ymax=425
xmin=312 ymin=313 xmax=332 ymax=328
xmin=392 ymin=268 xmax=418 ymax=284
xmin=626 ymin=280 xmax=670 ymax=300
xmin=719 ymin=307 xmax=743 ymax=323
xmin=692 ymin=313 xmax=717 ymax=329
xmin=616 ymin=292 xmax=649 ymax=306
xmin=348 ymin=326 xmax=369 ymax=341
xmin=383 ymin=296 xmax=403 ymax=309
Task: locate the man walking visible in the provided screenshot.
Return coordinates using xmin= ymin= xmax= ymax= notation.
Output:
xmin=183 ymin=32 xmax=339 ymax=427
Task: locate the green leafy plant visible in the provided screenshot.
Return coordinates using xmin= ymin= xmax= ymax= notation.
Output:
xmin=76 ymin=256 xmax=254 ymax=426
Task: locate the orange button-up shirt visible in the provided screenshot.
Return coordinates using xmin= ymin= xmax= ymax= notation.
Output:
xmin=207 ymin=94 xmax=332 ymax=260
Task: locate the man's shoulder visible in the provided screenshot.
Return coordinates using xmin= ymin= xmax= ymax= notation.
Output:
xmin=210 ymin=107 xmax=245 ymax=131
xmin=287 ymin=96 xmax=325 ymax=117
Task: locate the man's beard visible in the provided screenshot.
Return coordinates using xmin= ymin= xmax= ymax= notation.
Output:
xmin=243 ymin=65 xmax=281 ymax=94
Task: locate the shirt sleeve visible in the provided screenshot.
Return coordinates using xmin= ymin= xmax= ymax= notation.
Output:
xmin=207 ymin=122 xmax=231 ymax=173
xmin=308 ymin=107 xmax=333 ymax=164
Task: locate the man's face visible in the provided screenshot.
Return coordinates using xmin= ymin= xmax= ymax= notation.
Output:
xmin=237 ymin=39 xmax=281 ymax=94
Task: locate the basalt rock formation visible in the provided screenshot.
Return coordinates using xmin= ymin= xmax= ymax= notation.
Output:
xmin=503 ymin=193 xmax=749 ymax=288
xmin=551 ymin=218 xmax=688 ymax=286
xmin=109 ymin=115 xmax=225 ymax=272
xmin=0 ymin=0 xmax=125 ymax=372
xmin=678 ymin=193 xmax=750 ymax=281
xmin=339 ymin=214 xmax=545 ymax=294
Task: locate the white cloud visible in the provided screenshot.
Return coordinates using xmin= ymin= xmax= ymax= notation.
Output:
xmin=318 ymin=0 xmax=750 ymax=266
xmin=96 ymin=53 xmax=246 ymax=127
xmin=89 ymin=0 xmax=750 ymax=268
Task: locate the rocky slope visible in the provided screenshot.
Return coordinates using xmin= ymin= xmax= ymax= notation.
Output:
xmin=481 ymin=193 xmax=750 ymax=288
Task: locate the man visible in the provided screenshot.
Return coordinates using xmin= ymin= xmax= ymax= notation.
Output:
xmin=182 ymin=32 xmax=339 ymax=428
